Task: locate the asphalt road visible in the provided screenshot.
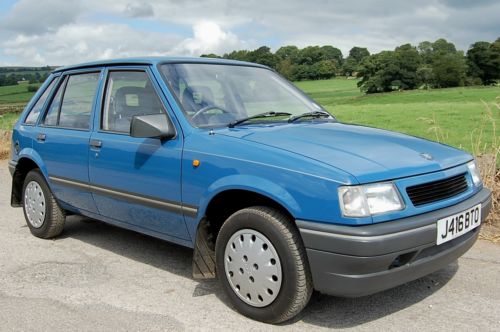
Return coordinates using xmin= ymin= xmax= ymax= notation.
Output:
xmin=1 ymin=160 xmax=499 ymax=331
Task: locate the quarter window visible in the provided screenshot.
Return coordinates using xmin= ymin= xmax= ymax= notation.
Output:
xmin=25 ymin=78 xmax=56 ymax=125
xmin=102 ymin=71 xmax=164 ymax=133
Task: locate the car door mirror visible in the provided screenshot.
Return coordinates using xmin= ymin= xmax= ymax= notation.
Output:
xmin=130 ymin=114 xmax=176 ymax=140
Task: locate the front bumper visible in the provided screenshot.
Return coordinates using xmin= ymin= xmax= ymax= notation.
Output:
xmin=297 ymin=187 xmax=492 ymax=297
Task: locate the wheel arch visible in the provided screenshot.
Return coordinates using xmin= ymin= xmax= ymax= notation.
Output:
xmin=192 ymin=186 xmax=299 ymax=280
xmin=10 ymin=151 xmax=47 ymax=207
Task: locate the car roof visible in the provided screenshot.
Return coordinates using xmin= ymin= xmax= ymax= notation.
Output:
xmin=52 ymin=56 xmax=269 ymax=73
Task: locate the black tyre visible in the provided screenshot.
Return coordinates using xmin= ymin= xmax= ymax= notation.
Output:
xmin=215 ymin=206 xmax=312 ymax=323
xmin=22 ymin=169 xmax=65 ymax=238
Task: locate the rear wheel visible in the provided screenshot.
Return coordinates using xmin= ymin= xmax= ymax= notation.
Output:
xmin=22 ymin=170 xmax=65 ymax=238
xmin=215 ymin=206 xmax=312 ymax=323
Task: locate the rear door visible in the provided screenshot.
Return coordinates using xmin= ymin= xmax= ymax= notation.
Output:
xmin=34 ymin=69 xmax=102 ymax=213
xmin=88 ymin=66 xmax=189 ymax=241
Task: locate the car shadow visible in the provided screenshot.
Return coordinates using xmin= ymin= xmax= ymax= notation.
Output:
xmin=288 ymin=261 xmax=458 ymax=328
xmin=61 ymin=215 xmax=194 ymax=278
xmin=61 ymin=215 xmax=458 ymax=328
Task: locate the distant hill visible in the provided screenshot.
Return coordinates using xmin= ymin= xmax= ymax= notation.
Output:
xmin=0 ymin=66 xmax=57 ymax=86
xmin=0 ymin=66 xmax=57 ymax=76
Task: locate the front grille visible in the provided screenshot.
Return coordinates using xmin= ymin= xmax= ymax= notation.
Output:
xmin=406 ymin=173 xmax=468 ymax=206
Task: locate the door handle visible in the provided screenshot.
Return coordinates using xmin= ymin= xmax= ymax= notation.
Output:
xmin=90 ymin=140 xmax=102 ymax=148
xmin=36 ymin=133 xmax=46 ymax=142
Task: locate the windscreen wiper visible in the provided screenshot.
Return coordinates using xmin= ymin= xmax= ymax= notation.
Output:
xmin=228 ymin=111 xmax=292 ymax=128
xmin=288 ymin=110 xmax=333 ymax=123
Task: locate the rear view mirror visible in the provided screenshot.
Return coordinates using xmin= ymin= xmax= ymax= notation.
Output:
xmin=130 ymin=114 xmax=175 ymax=140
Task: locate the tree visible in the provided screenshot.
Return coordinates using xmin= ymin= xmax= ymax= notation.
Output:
xmin=467 ymin=39 xmax=500 ymax=84
xmin=224 ymin=50 xmax=251 ymax=62
xmin=486 ymin=38 xmax=500 ymax=81
xmin=275 ymin=45 xmax=299 ymax=62
xmin=200 ymin=53 xmax=221 ymax=58
xmin=432 ymin=38 xmax=457 ymax=55
xmin=357 ymin=51 xmax=396 ymax=93
xmin=417 ymin=39 xmax=467 ymax=88
xmin=27 ymin=85 xmax=38 ymax=92
xmin=313 ymin=60 xmax=337 ymax=79
xmin=416 ymin=65 xmax=434 ymax=89
xmin=343 ymin=47 xmax=370 ymax=75
xmin=192 ymin=37 xmax=497 ymax=88
xmin=427 ymin=39 xmax=466 ymax=88
xmin=393 ymin=44 xmax=421 ymax=89
xmin=276 ymin=58 xmax=295 ymax=80
xmin=418 ymin=41 xmax=434 ymax=64
xmin=296 ymin=46 xmax=325 ymax=65
xmin=275 ymin=45 xmax=341 ymax=79
xmin=224 ymin=46 xmax=280 ymax=69
xmin=466 ymin=41 xmax=490 ymax=83
xmin=432 ymin=51 xmax=466 ymax=87
xmin=348 ymin=47 xmax=370 ymax=63
xmin=319 ymin=46 xmax=343 ymax=66
xmin=248 ymin=46 xmax=280 ymax=69
xmin=357 ymin=44 xmax=421 ymax=93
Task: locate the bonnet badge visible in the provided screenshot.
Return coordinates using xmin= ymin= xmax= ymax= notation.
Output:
xmin=420 ymin=153 xmax=433 ymax=161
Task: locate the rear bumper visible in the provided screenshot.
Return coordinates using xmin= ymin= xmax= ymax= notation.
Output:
xmin=297 ymin=187 xmax=492 ymax=297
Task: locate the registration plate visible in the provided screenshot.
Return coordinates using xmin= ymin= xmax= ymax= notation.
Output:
xmin=436 ymin=203 xmax=481 ymax=245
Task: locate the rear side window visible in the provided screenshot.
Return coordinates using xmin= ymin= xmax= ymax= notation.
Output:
xmin=24 ymin=79 xmax=56 ymax=124
xmin=102 ymin=71 xmax=164 ymax=133
xmin=44 ymin=72 xmax=100 ymax=130
xmin=44 ymin=77 xmax=66 ymax=126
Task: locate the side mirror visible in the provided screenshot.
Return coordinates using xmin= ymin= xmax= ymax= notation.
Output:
xmin=130 ymin=114 xmax=176 ymax=140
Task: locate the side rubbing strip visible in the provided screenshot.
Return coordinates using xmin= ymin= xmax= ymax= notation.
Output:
xmin=50 ymin=176 xmax=90 ymax=190
xmin=49 ymin=176 xmax=198 ymax=217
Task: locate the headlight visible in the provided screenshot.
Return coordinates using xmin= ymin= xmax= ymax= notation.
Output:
xmin=338 ymin=182 xmax=404 ymax=217
xmin=467 ymin=160 xmax=482 ymax=186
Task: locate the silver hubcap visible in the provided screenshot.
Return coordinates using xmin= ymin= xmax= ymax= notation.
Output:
xmin=224 ymin=229 xmax=282 ymax=307
xmin=24 ymin=181 xmax=46 ymax=228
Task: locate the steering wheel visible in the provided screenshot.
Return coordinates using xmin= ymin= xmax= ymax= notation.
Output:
xmin=191 ymin=105 xmax=231 ymax=121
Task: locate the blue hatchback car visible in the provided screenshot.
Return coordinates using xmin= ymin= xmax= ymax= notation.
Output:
xmin=9 ymin=57 xmax=492 ymax=323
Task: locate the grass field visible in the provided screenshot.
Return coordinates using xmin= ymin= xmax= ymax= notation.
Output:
xmin=1 ymin=78 xmax=499 ymax=153
xmin=0 ymin=83 xmax=40 ymax=104
xmin=0 ymin=83 xmax=38 ymax=130
xmin=295 ymin=79 xmax=500 ymax=154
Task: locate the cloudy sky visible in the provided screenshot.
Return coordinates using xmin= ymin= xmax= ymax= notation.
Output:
xmin=0 ymin=0 xmax=499 ymax=66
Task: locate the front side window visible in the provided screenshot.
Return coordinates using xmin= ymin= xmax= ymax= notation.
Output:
xmin=25 ymin=78 xmax=56 ymax=125
xmin=161 ymin=63 xmax=326 ymax=128
xmin=43 ymin=72 xmax=100 ymax=129
xmin=102 ymin=71 xmax=164 ymax=134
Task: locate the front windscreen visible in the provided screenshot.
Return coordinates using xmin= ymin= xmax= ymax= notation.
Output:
xmin=160 ymin=63 xmax=326 ymax=128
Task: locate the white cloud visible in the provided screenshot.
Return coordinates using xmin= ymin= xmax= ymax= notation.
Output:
xmin=415 ymin=5 xmax=449 ymax=20
xmin=124 ymin=2 xmax=154 ymax=18
xmin=1 ymin=0 xmax=83 ymax=35
xmin=1 ymin=23 xmax=182 ymax=66
xmin=0 ymin=0 xmax=499 ymax=65
xmin=173 ymin=21 xmax=248 ymax=56
xmin=0 ymin=19 xmax=250 ymax=66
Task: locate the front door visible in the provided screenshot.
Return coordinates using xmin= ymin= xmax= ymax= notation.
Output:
xmin=88 ymin=68 xmax=189 ymax=241
xmin=34 ymin=70 xmax=101 ymax=214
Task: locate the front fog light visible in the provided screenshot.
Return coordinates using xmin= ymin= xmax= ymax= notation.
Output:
xmin=339 ymin=182 xmax=404 ymax=217
xmin=467 ymin=161 xmax=482 ymax=186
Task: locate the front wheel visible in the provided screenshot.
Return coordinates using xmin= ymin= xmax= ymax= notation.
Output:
xmin=215 ymin=206 xmax=312 ymax=323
